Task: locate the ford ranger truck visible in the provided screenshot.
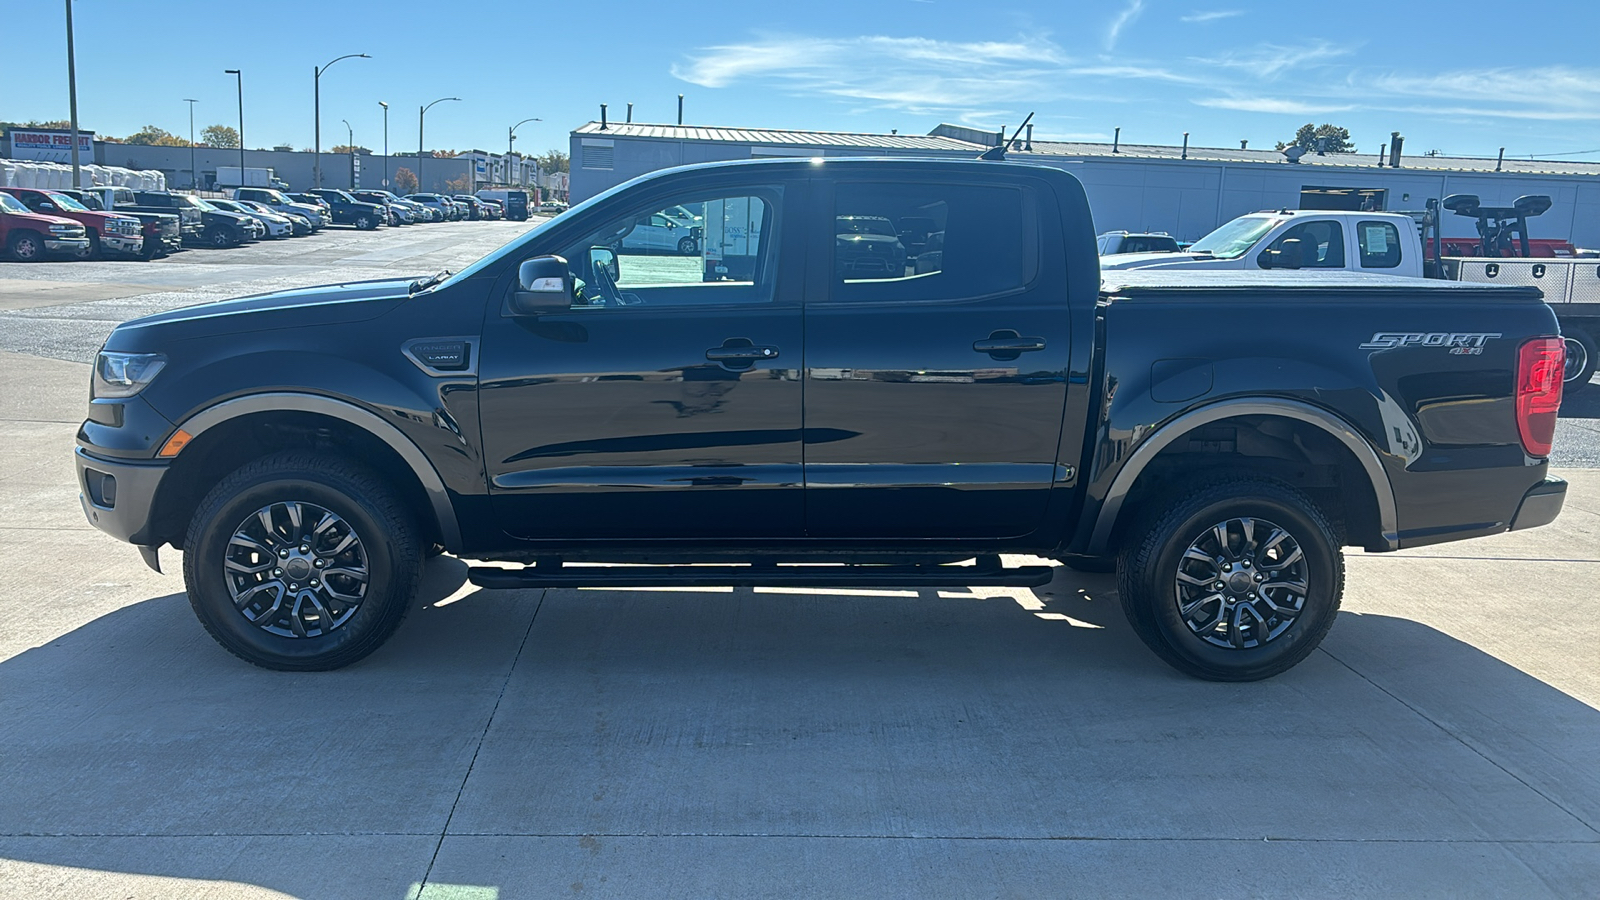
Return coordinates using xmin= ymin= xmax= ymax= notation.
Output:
xmin=73 ymin=158 xmax=1568 ymax=680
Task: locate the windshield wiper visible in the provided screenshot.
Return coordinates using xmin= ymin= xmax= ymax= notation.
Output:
xmin=409 ymin=270 xmax=451 ymax=294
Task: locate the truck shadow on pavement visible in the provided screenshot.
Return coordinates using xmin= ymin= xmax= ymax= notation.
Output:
xmin=1 ymin=557 xmax=1597 ymax=898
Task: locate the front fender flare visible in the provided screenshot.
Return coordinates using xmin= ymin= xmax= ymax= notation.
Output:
xmin=1085 ymin=398 xmax=1399 ymax=556
xmin=177 ymin=392 xmax=463 ymax=552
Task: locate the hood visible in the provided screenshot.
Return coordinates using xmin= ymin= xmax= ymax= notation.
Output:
xmin=1099 ymin=251 xmax=1227 ymax=271
xmin=105 ymin=277 xmax=416 ymax=349
xmin=5 ymin=210 xmax=83 ymax=229
xmin=205 ymin=209 xmax=255 ymax=224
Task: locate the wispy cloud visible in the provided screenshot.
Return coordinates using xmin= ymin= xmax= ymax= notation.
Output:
xmin=672 ymin=34 xmax=1068 ymax=120
xmin=1105 ymin=0 xmax=1145 ymax=51
xmin=1195 ymin=96 xmax=1355 ymax=115
xmin=1366 ymin=67 xmax=1600 ymax=120
xmin=1191 ymin=41 xmax=1352 ymax=79
xmin=1180 ymin=9 xmax=1242 ymax=23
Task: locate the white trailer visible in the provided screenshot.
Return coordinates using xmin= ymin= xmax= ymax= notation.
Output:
xmin=699 ymin=196 xmax=767 ymax=282
xmin=215 ymin=167 xmax=288 ymax=191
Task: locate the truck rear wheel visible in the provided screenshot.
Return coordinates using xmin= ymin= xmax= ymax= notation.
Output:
xmin=1564 ymin=328 xmax=1597 ymax=393
xmin=182 ymin=452 xmax=423 ymax=671
xmin=1116 ymin=477 xmax=1343 ymax=681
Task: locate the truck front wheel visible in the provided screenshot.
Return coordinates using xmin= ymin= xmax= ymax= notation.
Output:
xmin=7 ymin=230 xmax=46 ymax=261
xmin=1116 ymin=477 xmax=1343 ymax=681
xmin=182 ymin=452 xmax=423 ymax=671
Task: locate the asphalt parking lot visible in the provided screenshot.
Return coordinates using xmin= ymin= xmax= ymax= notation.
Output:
xmin=1 ymin=226 xmax=1598 ymax=898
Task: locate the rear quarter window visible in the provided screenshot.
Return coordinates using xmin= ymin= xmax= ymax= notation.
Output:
xmin=1358 ymin=221 xmax=1402 ymax=268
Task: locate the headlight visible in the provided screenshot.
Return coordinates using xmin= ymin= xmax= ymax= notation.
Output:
xmin=93 ymin=352 xmax=167 ymax=399
xmin=50 ymin=223 xmax=77 ymax=235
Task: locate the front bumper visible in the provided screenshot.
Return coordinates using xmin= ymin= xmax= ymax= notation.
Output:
xmin=1510 ymin=476 xmax=1567 ymax=531
xmin=46 ymin=237 xmax=92 ymax=254
xmin=75 ymin=447 xmax=168 ymax=545
xmin=100 ymin=234 xmax=144 ymax=255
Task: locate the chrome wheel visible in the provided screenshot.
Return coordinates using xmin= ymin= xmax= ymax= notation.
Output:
xmin=1564 ymin=336 xmax=1589 ymax=384
xmin=223 ymin=501 xmax=369 ymax=638
xmin=1173 ymin=517 xmax=1308 ymax=649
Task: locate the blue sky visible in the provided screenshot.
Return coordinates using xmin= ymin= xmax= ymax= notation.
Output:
xmin=8 ymin=0 xmax=1599 ymax=161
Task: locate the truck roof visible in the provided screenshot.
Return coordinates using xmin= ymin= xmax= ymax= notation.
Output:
xmin=1100 ymin=270 xmax=1546 ymax=301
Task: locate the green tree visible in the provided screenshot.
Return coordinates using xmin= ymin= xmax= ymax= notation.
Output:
xmin=393 ymin=167 xmax=419 ymax=194
xmin=123 ymin=125 xmax=191 ymax=147
xmin=431 ymin=149 xmax=460 ymax=158
xmin=535 ymin=149 xmax=569 ymax=174
xmin=330 ymin=144 xmax=371 ymax=155
xmin=200 ymin=124 xmax=240 ymax=148
xmin=1275 ymin=123 xmax=1353 ymax=153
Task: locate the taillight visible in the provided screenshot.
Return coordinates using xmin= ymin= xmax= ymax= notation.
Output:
xmin=1516 ymin=337 xmax=1565 ymax=457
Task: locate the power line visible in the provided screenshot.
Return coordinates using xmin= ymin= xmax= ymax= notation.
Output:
xmin=1522 ymin=148 xmax=1600 ymax=159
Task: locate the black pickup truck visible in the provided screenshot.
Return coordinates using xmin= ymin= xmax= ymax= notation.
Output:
xmin=74 ymin=158 xmax=1568 ymax=680
xmin=128 ymin=190 xmax=260 ymax=248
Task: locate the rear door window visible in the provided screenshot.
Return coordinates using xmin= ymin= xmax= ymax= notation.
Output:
xmin=1357 ymin=221 xmax=1402 ymax=268
xmin=830 ymin=181 xmax=1034 ymax=302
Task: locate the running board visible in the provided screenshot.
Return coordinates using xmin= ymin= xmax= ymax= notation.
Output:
xmin=467 ymin=557 xmax=1053 ymax=590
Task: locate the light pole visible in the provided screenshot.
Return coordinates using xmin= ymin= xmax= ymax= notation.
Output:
xmin=224 ymin=69 xmax=244 ymax=184
xmin=64 ymin=0 xmax=82 ymax=189
xmin=314 ymin=53 xmax=369 ymax=188
xmin=184 ymin=98 xmax=198 ymax=189
xmin=509 ymin=116 xmax=540 ymax=189
xmin=378 ymin=101 xmax=389 ymax=189
xmin=342 ymin=119 xmax=353 ymax=189
xmin=419 ymin=96 xmax=460 ymax=193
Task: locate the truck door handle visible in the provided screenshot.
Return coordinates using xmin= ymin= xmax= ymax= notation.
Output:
xmin=706 ymin=338 xmax=779 ymax=368
xmin=974 ymin=330 xmax=1046 ymax=360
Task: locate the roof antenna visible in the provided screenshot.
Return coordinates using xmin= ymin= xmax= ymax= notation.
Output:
xmin=979 ymin=111 xmax=1034 ymax=160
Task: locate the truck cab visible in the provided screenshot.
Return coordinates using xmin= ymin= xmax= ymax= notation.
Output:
xmin=1101 ymin=211 xmax=1424 ymax=277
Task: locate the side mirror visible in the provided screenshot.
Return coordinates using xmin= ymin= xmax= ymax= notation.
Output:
xmin=589 ymin=246 xmax=619 ymax=281
xmin=1259 ymin=238 xmax=1305 ymax=270
xmin=511 ymin=255 xmax=574 ymax=315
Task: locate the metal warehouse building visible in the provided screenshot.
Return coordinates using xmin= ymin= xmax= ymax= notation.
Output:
xmin=569 ymin=121 xmax=1600 ymax=248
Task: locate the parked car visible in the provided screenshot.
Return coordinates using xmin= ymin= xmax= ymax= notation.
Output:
xmin=619 ymin=209 xmax=700 ymax=255
xmin=472 ymin=196 xmax=503 ymax=220
xmin=405 ymin=193 xmax=456 ymax=221
xmin=0 ymin=187 xmax=145 ymax=259
xmin=835 ymin=215 xmax=905 ymax=276
xmin=452 ymin=195 xmax=486 ymax=221
xmin=476 ymin=189 xmax=529 ymax=221
xmin=130 ymin=191 xmax=257 ymax=248
xmin=235 ymin=189 xmax=326 ymax=231
xmin=538 ymin=200 xmax=567 ymax=213
xmin=1096 ymin=231 xmax=1182 ymax=255
xmin=287 ymin=193 xmax=332 ymax=217
xmin=60 ymin=188 xmax=184 ymax=259
xmin=0 ymin=190 xmax=90 ymax=260
xmin=70 ymin=158 xmax=1569 ymax=681
xmin=307 ymin=189 xmax=385 ymax=230
xmin=351 ymin=191 xmax=413 ymax=225
xmin=241 ymin=200 xmax=313 ymax=236
xmin=207 ymin=198 xmax=294 ymax=239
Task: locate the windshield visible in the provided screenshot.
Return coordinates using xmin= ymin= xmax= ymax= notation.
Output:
xmin=260 ymin=190 xmax=288 ymax=203
xmin=44 ymin=192 xmax=90 ymax=212
xmin=192 ymin=198 xmax=219 ymax=211
xmin=0 ymin=193 xmax=28 ymax=213
xmin=1187 ymin=216 xmax=1282 ymax=259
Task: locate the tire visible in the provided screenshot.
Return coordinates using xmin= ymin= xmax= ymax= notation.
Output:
xmin=678 ymin=236 xmax=698 ymax=255
xmin=1061 ymin=556 xmax=1116 ymax=574
xmin=207 ymin=227 xmax=234 ymax=249
xmin=1563 ymin=328 xmax=1597 ymax=392
xmin=355 ymin=214 xmax=373 ymax=230
xmin=1116 ymin=477 xmax=1344 ymax=682
xmin=182 ymin=452 xmax=424 ymax=671
xmin=7 ymin=230 xmax=46 ymax=261
xmin=88 ymin=231 xmax=103 ymax=259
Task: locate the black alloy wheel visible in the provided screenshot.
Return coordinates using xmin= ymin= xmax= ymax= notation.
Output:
xmin=183 ymin=452 xmax=423 ymax=670
xmin=1117 ymin=477 xmax=1343 ymax=681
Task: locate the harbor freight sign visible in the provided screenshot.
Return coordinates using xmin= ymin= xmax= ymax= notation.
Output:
xmin=8 ymin=129 xmax=95 ymax=162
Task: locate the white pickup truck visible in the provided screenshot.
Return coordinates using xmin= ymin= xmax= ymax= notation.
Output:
xmin=1100 ymin=210 xmax=1425 ymax=276
xmin=1102 ymin=209 xmax=1597 ymax=390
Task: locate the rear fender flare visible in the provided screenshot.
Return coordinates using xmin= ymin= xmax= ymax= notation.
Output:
xmin=1086 ymin=398 xmax=1399 ymax=555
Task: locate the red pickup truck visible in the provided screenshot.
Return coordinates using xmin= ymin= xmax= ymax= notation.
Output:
xmin=0 ymin=190 xmax=91 ymax=261
xmin=0 ymin=187 xmax=145 ymax=259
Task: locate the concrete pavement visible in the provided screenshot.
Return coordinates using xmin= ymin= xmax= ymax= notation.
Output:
xmin=0 ymin=347 xmax=1597 ymax=899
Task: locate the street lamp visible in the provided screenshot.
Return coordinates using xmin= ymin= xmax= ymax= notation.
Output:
xmin=509 ymin=116 xmax=540 ymax=189
xmin=224 ymin=69 xmax=244 ymax=185
xmin=184 ymin=98 xmax=198 ymax=189
xmin=314 ymin=52 xmax=369 ymax=188
xmin=419 ymin=96 xmax=460 ymax=193
xmin=342 ymin=118 xmax=354 ymax=189
xmin=378 ymin=101 xmax=389 ymax=189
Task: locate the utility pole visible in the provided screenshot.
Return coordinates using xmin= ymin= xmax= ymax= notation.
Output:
xmin=225 ymin=69 xmax=244 ymax=184
xmin=419 ymin=96 xmax=460 ymax=193
xmin=184 ymin=99 xmax=198 ymax=189
xmin=314 ymin=53 xmax=369 ymax=188
xmin=378 ymin=101 xmax=389 ymax=189
xmin=64 ymin=0 xmax=82 ymax=189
